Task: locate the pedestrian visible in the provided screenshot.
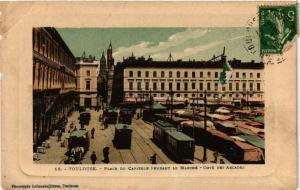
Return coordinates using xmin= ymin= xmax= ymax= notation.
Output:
xmin=103 ymin=147 xmax=110 ymax=163
xmin=90 ymin=151 xmax=97 ymax=164
xmin=57 ymin=129 xmax=62 ymax=142
xmin=213 ymin=151 xmax=219 ymax=163
xmin=91 ymin=128 xmax=95 ymax=139
xmin=150 ymin=153 xmax=157 ymax=164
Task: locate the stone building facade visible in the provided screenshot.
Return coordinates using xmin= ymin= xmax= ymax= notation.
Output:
xmin=112 ymin=53 xmax=264 ymax=105
xmin=33 ymin=27 xmax=77 ymax=148
xmin=76 ymin=55 xmax=99 ymax=108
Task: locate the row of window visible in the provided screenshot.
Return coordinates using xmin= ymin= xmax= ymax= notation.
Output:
xmin=126 ymin=92 xmax=262 ymax=98
xmin=33 ymin=61 xmax=76 ymax=90
xmin=128 ymin=81 xmax=261 ymax=91
xmin=33 ymin=29 xmax=75 ymax=70
xmin=128 ymin=70 xmax=261 ymax=79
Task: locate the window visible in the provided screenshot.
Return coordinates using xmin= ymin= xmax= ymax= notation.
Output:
xmin=192 ymin=83 xmax=195 ymax=90
xmin=236 ymin=72 xmax=239 ymax=78
xmin=161 ymin=71 xmax=165 ymax=78
xmin=176 ymin=94 xmax=180 ymax=97
xmin=200 ymin=72 xmax=203 ymax=78
xmin=257 ymin=83 xmax=261 ymax=91
xmin=86 ymin=70 xmax=90 ymax=76
xmin=153 ymin=71 xmax=157 ymax=78
xmin=129 ymin=71 xmax=133 ymax=77
xmin=177 ymin=83 xmax=180 ymax=90
xmin=236 ymin=82 xmax=239 ymax=91
xmin=169 ymin=71 xmax=172 ymax=78
xmin=250 ymin=83 xmax=253 ymax=91
xmin=215 ymin=72 xmax=218 ymax=78
xmin=207 ymin=83 xmax=211 ymax=91
xmin=207 ymin=72 xmax=211 ymax=78
xmin=184 ymin=72 xmax=188 ymax=78
xmin=192 ymin=72 xmax=195 ymax=78
xmin=214 ymin=83 xmax=218 ymax=91
xmin=137 ymin=82 xmax=141 ymax=90
xmin=145 ymin=82 xmax=149 ymax=90
xmin=177 ymin=71 xmax=180 ymax=78
xmin=153 ymin=82 xmax=157 ymax=90
xmin=222 ymin=86 xmax=225 ymax=91
xmin=242 ymin=73 xmax=246 ymax=79
xmin=250 ymin=73 xmax=253 ymax=78
xmin=229 ymin=83 xmax=232 ymax=91
xmin=137 ymin=71 xmax=141 ymax=77
xmin=86 ymin=80 xmax=90 ymax=90
xmin=257 ymin=73 xmax=260 ymax=78
xmin=184 ymin=82 xmax=188 ymax=91
xmin=129 ymin=82 xmax=133 ymax=90
xmin=145 ymin=71 xmax=149 ymax=77
xmin=161 ymin=82 xmax=165 ymax=91
xmin=242 ymin=82 xmax=246 ymax=91
xmin=169 ymin=82 xmax=172 ymax=90
xmin=200 ymin=83 xmax=203 ymax=91
xmin=184 ymin=94 xmax=188 ymax=98
xmin=160 ymin=93 xmax=165 ymax=97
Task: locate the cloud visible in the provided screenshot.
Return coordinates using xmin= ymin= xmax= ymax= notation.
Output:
xmin=113 ymin=28 xmax=209 ymax=61
xmin=112 ymin=29 xmax=247 ymax=62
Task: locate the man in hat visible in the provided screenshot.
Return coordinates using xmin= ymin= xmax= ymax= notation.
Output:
xmin=90 ymin=151 xmax=97 ymax=164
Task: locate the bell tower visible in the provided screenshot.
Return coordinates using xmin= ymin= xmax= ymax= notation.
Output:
xmin=107 ymin=41 xmax=114 ymax=70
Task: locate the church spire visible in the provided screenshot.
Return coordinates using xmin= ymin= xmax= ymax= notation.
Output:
xmin=108 ymin=41 xmax=112 ymax=49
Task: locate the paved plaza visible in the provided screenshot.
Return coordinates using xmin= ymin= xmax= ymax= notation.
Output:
xmin=34 ymin=109 xmax=230 ymax=164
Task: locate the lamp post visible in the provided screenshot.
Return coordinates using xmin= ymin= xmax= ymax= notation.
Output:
xmin=203 ymin=90 xmax=207 ymax=162
xmin=192 ymin=98 xmax=195 ymax=140
xmin=196 ymin=89 xmax=199 ymax=108
xmin=167 ymin=90 xmax=175 ymax=120
xmin=167 ymin=96 xmax=170 ymax=118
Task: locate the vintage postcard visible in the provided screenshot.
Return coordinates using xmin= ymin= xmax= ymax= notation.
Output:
xmin=0 ymin=1 xmax=298 ymax=190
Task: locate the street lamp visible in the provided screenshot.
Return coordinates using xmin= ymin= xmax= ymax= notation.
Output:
xmin=192 ymin=98 xmax=195 ymax=140
xmin=203 ymin=90 xmax=207 ymax=162
xmin=167 ymin=89 xmax=175 ymax=120
xmin=167 ymin=96 xmax=170 ymax=118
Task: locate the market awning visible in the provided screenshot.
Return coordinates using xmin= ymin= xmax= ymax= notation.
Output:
xmin=238 ymin=134 xmax=265 ymax=149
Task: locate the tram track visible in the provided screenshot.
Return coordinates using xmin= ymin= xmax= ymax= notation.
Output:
xmin=132 ymin=120 xmax=167 ymax=164
xmin=107 ymin=124 xmax=125 ymax=164
xmin=108 ymin=124 xmax=139 ymax=164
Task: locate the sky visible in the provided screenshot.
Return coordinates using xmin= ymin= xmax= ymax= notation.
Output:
xmin=56 ymin=27 xmax=261 ymax=63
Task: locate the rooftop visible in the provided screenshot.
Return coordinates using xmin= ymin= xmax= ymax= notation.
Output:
xmin=166 ymin=130 xmax=194 ymax=141
xmin=116 ymin=55 xmax=264 ymax=69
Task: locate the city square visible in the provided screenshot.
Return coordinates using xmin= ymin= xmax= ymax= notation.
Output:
xmin=33 ymin=27 xmax=265 ymax=165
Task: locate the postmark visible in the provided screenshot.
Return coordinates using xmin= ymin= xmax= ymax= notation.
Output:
xmin=243 ymin=12 xmax=287 ymax=64
xmin=259 ymin=5 xmax=297 ymax=55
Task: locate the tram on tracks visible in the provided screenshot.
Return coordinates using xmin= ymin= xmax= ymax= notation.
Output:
xmin=153 ymin=120 xmax=195 ymax=162
xmin=114 ymin=123 xmax=133 ymax=149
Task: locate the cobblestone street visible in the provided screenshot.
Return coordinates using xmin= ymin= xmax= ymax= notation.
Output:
xmin=35 ymin=109 xmax=230 ymax=164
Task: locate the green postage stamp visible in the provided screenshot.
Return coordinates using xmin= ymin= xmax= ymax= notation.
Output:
xmin=259 ymin=5 xmax=297 ymax=54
